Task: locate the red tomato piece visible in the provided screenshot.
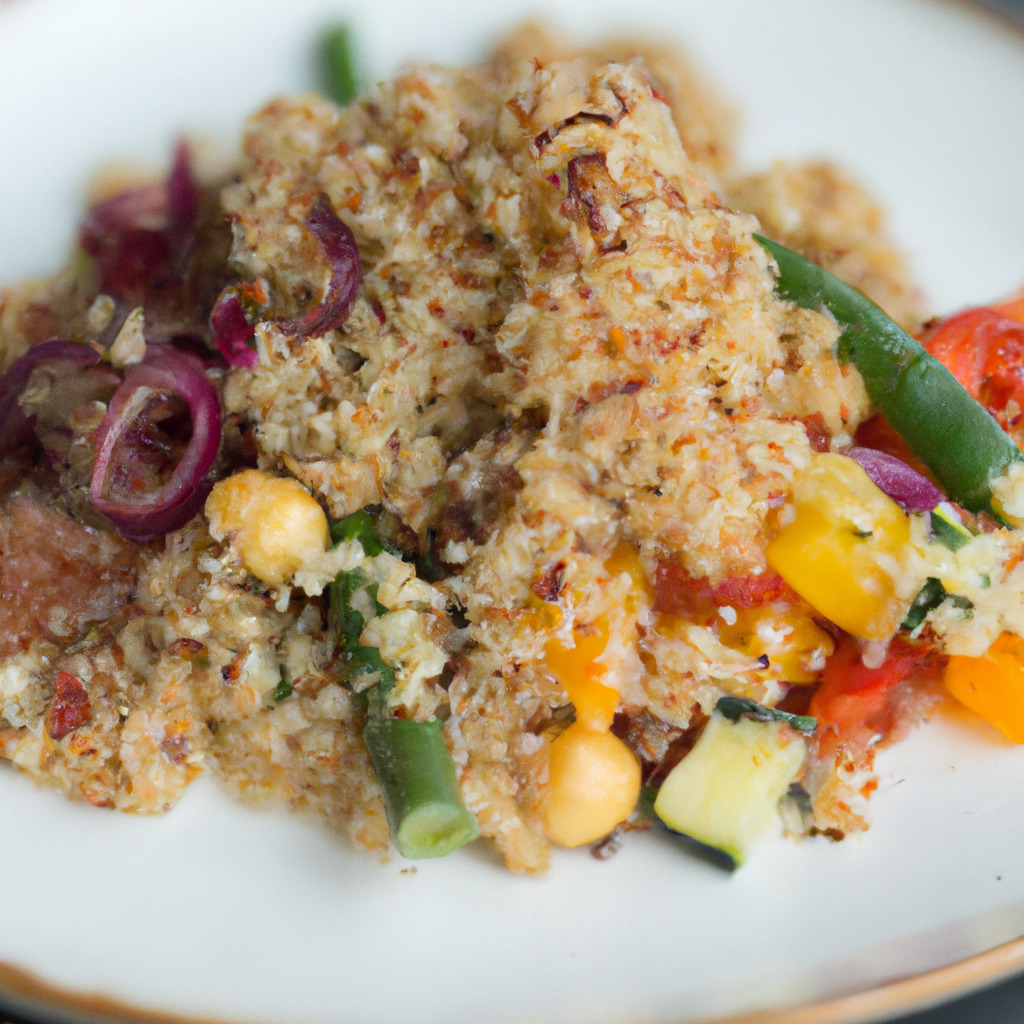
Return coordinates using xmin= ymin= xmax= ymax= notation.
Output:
xmin=652 ymin=560 xmax=791 ymax=619
xmin=924 ymin=307 xmax=1024 ymax=433
xmin=46 ymin=670 xmax=91 ymax=740
xmin=809 ymin=634 xmax=933 ymax=753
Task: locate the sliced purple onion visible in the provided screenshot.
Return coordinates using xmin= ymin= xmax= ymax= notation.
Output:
xmin=845 ymin=446 xmax=944 ymax=512
xmin=210 ymin=293 xmax=259 ymax=369
xmin=89 ymin=344 xmax=221 ymax=542
xmin=275 ymin=195 xmax=361 ymax=337
xmin=0 ymin=341 xmax=101 ymax=455
xmin=79 ymin=140 xmax=198 ymax=300
xmin=166 ymin=139 xmax=199 ymax=230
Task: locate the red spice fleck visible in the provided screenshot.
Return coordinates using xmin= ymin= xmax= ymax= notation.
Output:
xmin=161 ymin=726 xmax=191 ymax=765
xmin=531 ymin=560 xmax=566 ymax=602
xmin=799 ymin=412 xmax=832 ymax=453
xmin=169 ymin=637 xmax=207 ymax=660
xmin=221 ymin=652 xmax=243 ymax=683
xmin=46 ymin=671 xmax=91 ymax=740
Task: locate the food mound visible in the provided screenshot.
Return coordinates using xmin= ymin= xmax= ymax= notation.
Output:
xmin=2 ymin=25 xmax=1024 ymax=872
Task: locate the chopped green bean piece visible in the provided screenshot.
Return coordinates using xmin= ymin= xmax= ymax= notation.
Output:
xmin=363 ymin=718 xmax=479 ymax=859
xmin=755 ymin=234 xmax=1024 ymax=515
xmin=328 ymin=513 xmax=478 ymax=858
xmin=319 ymin=23 xmax=359 ymax=106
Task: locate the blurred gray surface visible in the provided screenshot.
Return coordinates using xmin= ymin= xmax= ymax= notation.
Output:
xmin=983 ymin=0 xmax=1024 ymax=16
xmin=891 ymin=970 xmax=1024 ymax=1024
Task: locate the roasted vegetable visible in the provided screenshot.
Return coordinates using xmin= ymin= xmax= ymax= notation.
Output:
xmin=330 ymin=512 xmax=478 ymax=859
xmin=653 ymin=700 xmax=807 ymax=868
xmin=756 ymin=234 xmax=1024 ymax=516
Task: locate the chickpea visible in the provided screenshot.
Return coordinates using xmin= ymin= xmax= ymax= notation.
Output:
xmin=205 ymin=469 xmax=329 ymax=586
xmin=541 ymin=720 xmax=641 ymax=848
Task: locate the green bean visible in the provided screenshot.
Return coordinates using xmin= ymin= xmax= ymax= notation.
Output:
xmin=755 ymin=234 xmax=1023 ymax=515
xmin=319 ymin=23 xmax=359 ymax=106
xmin=329 ymin=511 xmax=478 ymax=858
xmin=363 ymin=718 xmax=480 ymax=859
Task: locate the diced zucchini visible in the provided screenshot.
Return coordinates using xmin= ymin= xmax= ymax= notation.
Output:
xmin=653 ymin=712 xmax=807 ymax=867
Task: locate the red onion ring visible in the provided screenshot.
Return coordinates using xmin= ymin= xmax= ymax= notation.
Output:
xmin=89 ymin=344 xmax=221 ymax=542
xmin=166 ymin=139 xmax=199 ymax=229
xmin=275 ymin=195 xmax=362 ymax=337
xmin=0 ymin=341 xmax=101 ymax=455
xmin=80 ymin=140 xmax=198 ymax=300
xmin=845 ymin=446 xmax=944 ymax=512
xmin=210 ymin=293 xmax=259 ymax=369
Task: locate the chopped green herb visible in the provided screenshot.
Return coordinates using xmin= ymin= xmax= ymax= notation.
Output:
xmin=902 ymin=577 xmax=947 ymax=631
xmin=329 ymin=568 xmax=396 ymax=695
xmin=930 ymin=504 xmax=972 ymax=550
xmin=715 ymin=695 xmax=816 ymax=735
xmin=331 ymin=510 xmax=386 ymax=555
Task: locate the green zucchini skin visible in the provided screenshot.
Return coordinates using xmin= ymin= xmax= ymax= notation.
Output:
xmin=755 ymin=234 xmax=1024 ymax=516
xmin=652 ymin=712 xmax=807 ymax=868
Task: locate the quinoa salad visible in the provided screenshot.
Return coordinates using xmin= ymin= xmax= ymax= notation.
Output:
xmin=2 ymin=23 xmax=1024 ymax=873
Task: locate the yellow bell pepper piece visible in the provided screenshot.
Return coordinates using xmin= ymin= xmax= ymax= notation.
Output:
xmin=544 ymin=616 xmax=619 ymax=730
xmin=944 ymin=632 xmax=1024 ymax=743
xmin=538 ymin=551 xmax=648 ymax=846
xmin=766 ymin=453 xmax=912 ymax=641
xmin=716 ymin=604 xmax=834 ymax=683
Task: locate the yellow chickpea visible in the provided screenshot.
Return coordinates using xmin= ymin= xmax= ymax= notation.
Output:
xmin=205 ymin=469 xmax=329 ymax=586
xmin=541 ymin=721 xmax=641 ymax=848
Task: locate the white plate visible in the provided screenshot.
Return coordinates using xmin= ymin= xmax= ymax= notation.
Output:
xmin=2 ymin=1 xmax=1024 ymax=1023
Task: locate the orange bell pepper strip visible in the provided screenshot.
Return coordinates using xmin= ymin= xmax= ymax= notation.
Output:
xmin=944 ymin=632 xmax=1024 ymax=743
